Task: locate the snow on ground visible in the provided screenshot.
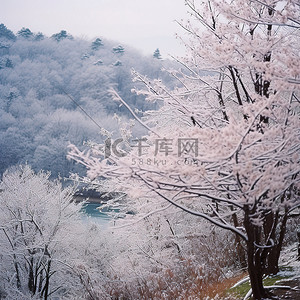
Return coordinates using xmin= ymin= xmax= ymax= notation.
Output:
xmin=215 ymin=243 xmax=300 ymax=300
xmin=279 ymin=243 xmax=300 ymax=279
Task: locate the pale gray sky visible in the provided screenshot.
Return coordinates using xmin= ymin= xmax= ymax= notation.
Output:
xmin=1 ymin=0 xmax=188 ymax=57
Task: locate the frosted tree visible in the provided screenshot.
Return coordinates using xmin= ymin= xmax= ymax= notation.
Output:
xmin=153 ymin=48 xmax=162 ymax=59
xmin=112 ymin=45 xmax=125 ymax=55
xmin=51 ymin=30 xmax=73 ymax=42
xmin=0 ymin=166 xmax=86 ymax=299
xmin=69 ymin=0 xmax=300 ymax=298
xmin=34 ymin=32 xmax=45 ymax=41
xmin=17 ymin=27 xmax=33 ymax=39
xmin=99 ymin=189 xmax=244 ymax=299
xmin=0 ymin=23 xmax=16 ymax=41
xmin=91 ymin=37 xmax=103 ymax=51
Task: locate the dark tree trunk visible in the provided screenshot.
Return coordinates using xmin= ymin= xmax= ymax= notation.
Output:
xmin=247 ymin=242 xmax=265 ymax=299
xmin=261 ymin=211 xmax=279 ymax=275
xmin=244 ymin=210 xmax=267 ymax=299
xmin=28 ymin=256 xmax=35 ymax=294
xmin=14 ymin=260 xmax=21 ymax=289
xmin=261 ymin=195 xmax=289 ymax=275
xmin=43 ymin=260 xmax=51 ymax=300
xmin=42 ymin=246 xmax=51 ymax=300
xmin=297 ymin=226 xmax=300 ymax=260
xmin=232 ymin=211 xmax=247 ymax=267
xmin=264 ymin=213 xmax=288 ymax=275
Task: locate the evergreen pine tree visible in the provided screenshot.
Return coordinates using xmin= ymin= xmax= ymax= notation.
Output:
xmin=153 ymin=48 xmax=162 ymax=59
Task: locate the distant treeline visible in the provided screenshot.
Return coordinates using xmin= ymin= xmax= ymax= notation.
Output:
xmin=0 ymin=24 xmax=176 ymax=178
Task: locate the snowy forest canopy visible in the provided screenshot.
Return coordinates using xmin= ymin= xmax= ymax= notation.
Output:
xmin=0 ymin=24 xmax=175 ymax=178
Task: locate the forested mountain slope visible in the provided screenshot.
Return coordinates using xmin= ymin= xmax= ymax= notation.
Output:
xmin=0 ymin=24 xmax=173 ymax=178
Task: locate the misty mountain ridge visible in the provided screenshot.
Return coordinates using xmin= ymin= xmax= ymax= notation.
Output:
xmin=0 ymin=24 xmax=176 ymax=178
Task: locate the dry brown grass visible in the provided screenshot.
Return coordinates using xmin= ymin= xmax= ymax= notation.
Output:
xmin=108 ymin=259 xmax=246 ymax=300
xmin=144 ymin=267 xmax=246 ymax=300
xmin=187 ymin=272 xmax=246 ymax=299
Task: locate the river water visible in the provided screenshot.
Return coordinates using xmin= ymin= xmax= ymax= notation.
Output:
xmin=75 ymin=196 xmax=117 ymax=226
